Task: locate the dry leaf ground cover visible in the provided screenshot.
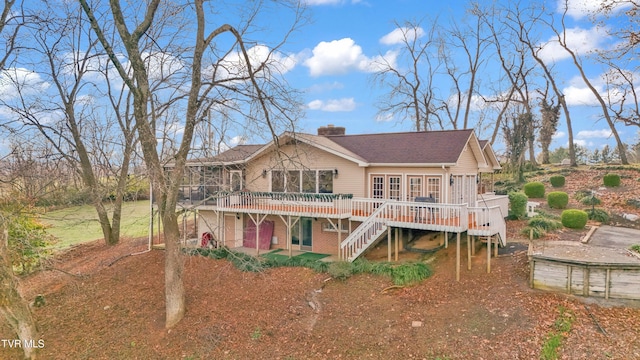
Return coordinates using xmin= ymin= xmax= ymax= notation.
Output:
xmin=1 ymin=167 xmax=640 ymax=359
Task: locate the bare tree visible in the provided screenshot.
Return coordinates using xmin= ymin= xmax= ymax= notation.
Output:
xmin=0 ymin=2 xmax=40 ymax=359
xmin=372 ymin=19 xmax=441 ymax=131
xmin=554 ymin=1 xmax=629 ymax=164
xmin=504 ymin=2 xmax=578 ymax=166
xmin=1 ymin=1 xmax=137 ymax=245
xmin=79 ymin=0 xmax=305 ymax=328
xmin=442 ymin=3 xmax=491 ymax=130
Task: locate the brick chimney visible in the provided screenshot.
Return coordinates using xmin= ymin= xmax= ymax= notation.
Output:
xmin=317 ymin=124 xmax=346 ymax=136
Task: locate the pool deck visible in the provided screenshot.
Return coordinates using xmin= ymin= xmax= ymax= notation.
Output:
xmin=530 ymin=225 xmax=640 ymax=266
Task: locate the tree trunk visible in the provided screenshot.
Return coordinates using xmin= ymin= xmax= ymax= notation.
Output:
xmin=159 ymin=201 xmax=185 ymax=328
xmin=0 ymin=222 xmax=39 ymax=360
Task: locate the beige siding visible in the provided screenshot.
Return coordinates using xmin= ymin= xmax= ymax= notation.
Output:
xmin=452 ymin=145 xmax=479 ymax=175
xmin=197 ymin=210 xmax=220 ymax=240
xmin=243 ymin=142 xmax=366 ymax=196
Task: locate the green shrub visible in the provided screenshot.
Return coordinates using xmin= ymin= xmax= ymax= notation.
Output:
xmin=631 ymin=244 xmax=640 ymax=254
xmin=523 ymin=181 xmax=545 ymax=198
xmin=528 ymin=215 xmax=563 ymax=231
xmin=547 ymin=191 xmax=569 ymax=209
xmin=626 ymin=199 xmax=640 ymax=209
xmin=586 ymin=208 xmax=609 ymax=223
xmin=388 ymin=262 xmax=432 ymax=286
xmin=327 ymin=261 xmax=354 ymax=280
xmin=520 ymin=226 xmax=546 ymax=239
xmin=574 ymin=189 xmax=592 ymax=201
xmin=603 ymin=173 xmax=621 ymax=187
xmin=581 ymin=194 xmax=601 ymax=207
xmin=549 ymin=175 xmax=565 ymax=188
xmin=508 ymin=191 xmax=528 ymax=219
xmin=4 ymin=210 xmax=56 ymax=274
xmin=561 ymin=209 xmax=588 ymax=229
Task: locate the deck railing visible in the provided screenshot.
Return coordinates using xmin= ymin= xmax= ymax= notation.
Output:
xmin=215 ymin=191 xmax=353 ymax=218
xmin=468 ymin=205 xmax=506 ymax=246
xmin=352 ymin=198 xmax=468 ymax=232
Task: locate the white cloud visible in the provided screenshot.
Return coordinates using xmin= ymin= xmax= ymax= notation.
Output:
xmin=553 ymin=131 xmax=566 ymax=139
xmin=375 ymin=112 xmax=394 ymax=122
xmin=572 ymin=139 xmax=588 ymax=147
xmin=307 ymin=98 xmax=356 ymax=112
xmin=379 ymin=27 xmax=425 ymax=45
xmin=211 ymin=45 xmax=297 ymax=81
xmin=0 ymin=68 xmax=50 ymax=101
xmin=446 ymin=93 xmax=487 ymax=112
xmin=143 ymin=51 xmax=185 ymax=81
xmin=563 ymin=84 xmax=599 ymax=106
xmin=537 ymin=26 xmax=609 ymax=63
xmin=558 ymin=0 xmax=632 ymax=19
xmin=577 ymin=129 xmax=612 ymax=139
xmin=303 ymin=38 xmax=395 ymax=76
xmin=229 ymin=135 xmax=247 ymax=146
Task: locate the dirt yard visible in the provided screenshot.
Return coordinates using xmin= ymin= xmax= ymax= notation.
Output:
xmin=2 ymin=167 xmax=640 ymax=359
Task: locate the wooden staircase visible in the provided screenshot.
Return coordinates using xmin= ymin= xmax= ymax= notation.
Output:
xmin=340 ymin=203 xmax=389 ymax=261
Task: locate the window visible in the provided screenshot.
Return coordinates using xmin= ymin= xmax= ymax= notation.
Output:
xmin=426 ymin=177 xmax=440 ymax=203
xmin=372 ymin=176 xmax=384 ymax=199
xmin=286 ymin=170 xmax=300 ymax=192
xmin=389 ymin=176 xmax=401 ymax=200
xmin=271 ymin=169 xmax=334 ymax=193
xmin=409 ymin=177 xmax=422 ymax=201
xmin=230 ymin=170 xmax=242 ymax=192
xmin=271 ymin=170 xmax=284 ymax=192
xmin=318 ymin=170 xmax=333 ymax=193
xmin=302 ymin=170 xmax=316 ymax=193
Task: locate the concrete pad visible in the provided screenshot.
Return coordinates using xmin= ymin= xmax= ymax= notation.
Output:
xmin=588 ymin=225 xmax=640 ymax=249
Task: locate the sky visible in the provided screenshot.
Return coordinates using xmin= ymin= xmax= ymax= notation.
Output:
xmin=258 ymin=0 xmax=639 ymax=154
xmin=0 ymin=0 xmax=637 ymax=159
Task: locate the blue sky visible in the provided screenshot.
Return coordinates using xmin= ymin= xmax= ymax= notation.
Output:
xmin=0 ymin=0 xmax=637 ymax=159
xmin=261 ymin=0 xmax=639 ymax=154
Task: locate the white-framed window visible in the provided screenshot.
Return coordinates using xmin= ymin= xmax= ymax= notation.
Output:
xmin=230 ymin=170 xmax=242 ymax=192
xmin=321 ymin=222 xmax=348 ymax=233
xmin=271 ymin=169 xmax=334 ymax=193
xmin=372 ymin=176 xmax=384 ymax=199
xmin=389 ymin=176 xmax=401 ymax=200
xmin=408 ymin=176 xmax=422 ymax=201
xmin=426 ymin=177 xmax=441 ymax=203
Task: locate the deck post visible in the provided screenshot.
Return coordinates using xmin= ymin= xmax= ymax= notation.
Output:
xmin=456 ymin=232 xmax=461 ymax=281
xmin=387 ymin=227 xmax=391 ymax=262
xmin=471 ymin=235 xmax=475 ymax=256
xmin=445 ymin=231 xmax=449 ymax=249
xmin=467 ymin=233 xmax=471 ymax=270
xmin=395 ymin=227 xmax=399 ymax=262
xmin=486 ymin=235 xmax=491 ymax=273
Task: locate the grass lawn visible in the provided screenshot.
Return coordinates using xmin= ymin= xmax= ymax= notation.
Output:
xmin=40 ymin=200 xmax=155 ymax=249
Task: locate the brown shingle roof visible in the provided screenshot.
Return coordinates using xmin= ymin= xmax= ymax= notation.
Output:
xmin=325 ymin=129 xmax=474 ymax=164
xmin=212 ymin=145 xmax=263 ymax=163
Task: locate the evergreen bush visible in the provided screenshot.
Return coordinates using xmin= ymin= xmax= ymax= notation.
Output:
xmin=549 ymin=175 xmax=565 ymax=188
xmin=508 ymin=191 xmax=528 ymax=219
xmin=586 ymin=208 xmax=609 ymax=223
xmin=523 ymin=181 xmax=545 ymax=198
xmin=547 ymin=191 xmax=569 ymax=209
xmin=561 ymin=209 xmax=588 ymax=229
xmin=603 ymin=173 xmax=621 ymax=187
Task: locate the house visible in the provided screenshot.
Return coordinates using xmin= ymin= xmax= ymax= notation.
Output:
xmin=166 ymin=125 xmax=508 ymax=279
